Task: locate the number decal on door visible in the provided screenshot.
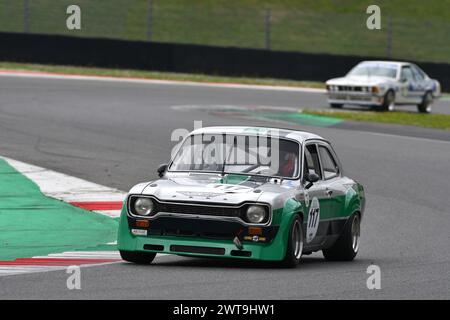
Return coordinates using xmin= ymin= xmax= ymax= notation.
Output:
xmin=306 ymin=197 xmax=320 ymax=243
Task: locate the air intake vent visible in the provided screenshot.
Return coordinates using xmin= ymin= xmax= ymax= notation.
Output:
xmin=170 ymin=245 xmax=225 ymax=255
xmin=159 ymin=203 xmax=241 ymax=217
xmin=230 ymin=250 xmax=252 ymax=257
xmin=143 ymin=244 xmax=164 ymax=251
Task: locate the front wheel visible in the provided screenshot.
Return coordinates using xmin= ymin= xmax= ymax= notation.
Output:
xmin=379 ymin=90 xmax=395 ymax=111
xmin=323 ymin=213 xmax=360 ymax=261
xmin=281 ymin=216 xmax=304 ymax=267
xmin=120 ymin=250 xmax=156 ymax=264
xmin=417 ymin=91 xmax=433 ymax=113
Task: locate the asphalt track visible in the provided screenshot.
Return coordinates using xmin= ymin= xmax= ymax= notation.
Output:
xmin=0 ymin=75 xmax=449 ymax=299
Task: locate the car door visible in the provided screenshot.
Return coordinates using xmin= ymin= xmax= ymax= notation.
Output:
xmin=317 ymin=143 xmax=346 ymax=218
xmin=303 ymin=143 xmax=329 ymax=246
xmin=399 ymin=65 xmax=420 ymax=103
xmin=410 ymin=64 xmax=427 ymax=99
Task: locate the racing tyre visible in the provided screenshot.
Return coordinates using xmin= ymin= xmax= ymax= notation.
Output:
xmin=330 ymin=103 xmax=343 ymax=109
xmin=281 ymin=215 xmax=304 ymax=267
xmin=417 ymin=91 xmax=433 ymax=113
xmin=379 ymin=90 xmax=395 ymax=111
xmin=120 ymin=250 xmax=156 ymax=264
xmin=322 ymin=213 xmax=360 ymax=261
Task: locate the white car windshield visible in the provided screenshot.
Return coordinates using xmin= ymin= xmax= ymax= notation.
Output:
xmin=169 ymin=134 xmax=300 ymax=178
xmin=348 ymin=64 xmax=397 ymax=78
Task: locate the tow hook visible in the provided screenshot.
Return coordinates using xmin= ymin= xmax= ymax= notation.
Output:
xmin=233 ymin=236 xmax=244 ymax=250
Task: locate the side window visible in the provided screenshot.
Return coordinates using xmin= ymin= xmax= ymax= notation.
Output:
xmin=318 ymin=146 xmax=339 ymax=180
xmin=304 ymin=144 xmax=322 ymax=179
xmin=401 ymin=67 xmax=414 ymax=82
xmin=411 ymin=65 xmax=425 ymax=81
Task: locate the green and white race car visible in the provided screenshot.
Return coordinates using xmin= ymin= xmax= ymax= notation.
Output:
xmin=118 ymin=126 xmax=365 ymax=267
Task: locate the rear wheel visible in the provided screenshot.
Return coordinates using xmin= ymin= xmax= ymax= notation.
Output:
xmin=323 ymin=213 xmax=360 ymax=261
xmin=417 ymin=91 xmax=433 ymax=113
xmin=379 ymin=90 xmax=395 ymax=111
xmin=120 ymin=250 xmax=156 ymax=264
xmin=330 ymin=103 xmax=343 ymax=109
xmin=281 ymin=216 xmax=304 ymax=267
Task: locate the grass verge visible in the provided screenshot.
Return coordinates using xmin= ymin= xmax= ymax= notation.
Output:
xmin=0 ymin=62 xmax=325 ymax=89
xmin=302 ymin=109 xmax=450 ymax=131
xmin=1 ymin=1 xmax=449 ymax=63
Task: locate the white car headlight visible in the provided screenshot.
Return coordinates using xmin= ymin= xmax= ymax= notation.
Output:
xmin=245 ymin=205 xmax=267 ymax=224
xmin=134 ymin=197 xmax=154 ymax=216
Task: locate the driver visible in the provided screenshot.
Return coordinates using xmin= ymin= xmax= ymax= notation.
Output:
xmin=280 ymin=152 xmax=297 ymax=177
xmin=276 ymin=140 xmax=298 ymax=177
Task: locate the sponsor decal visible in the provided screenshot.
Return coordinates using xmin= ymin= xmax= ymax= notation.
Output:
xmin=209 ymin=184 xmax=253 ymax=193
xmin=306 ymin=197 xmax=320 ymax=243
xmin=177 ymin=191 xmax=223 ymax=198
xmin=131 ymin=229 xmax=148 ymax=236
xmin=304 ymin=192 xmax=310 ymax=207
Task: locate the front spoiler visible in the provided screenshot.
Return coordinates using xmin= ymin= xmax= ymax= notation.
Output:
xmin=117 ymin=211 xmax=292 ymax=262
xmin=119 ymin=235 xmax=286 ymax=261
xmin=328 ymin=99 xmax=382 ymax=106
xmin=327 ymin=92 xmax=384 ymax=106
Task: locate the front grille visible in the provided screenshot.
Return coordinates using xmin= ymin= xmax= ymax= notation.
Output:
xmin=157 ymin=202 xmax=241 ymax=217
xmin=338 ymin=86 xmax=368 ymax=92
xmin=170 ymin=245 xmax=225 ymax=255
xmin=128 ymin=196 xmax=271 ymax=225
xmin=338 ymin=85 xmax=356 ymax=91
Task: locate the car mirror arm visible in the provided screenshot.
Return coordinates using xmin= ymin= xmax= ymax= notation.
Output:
xmin=304 ymin=181 xmax=313 ymax=189
xmin=303 ymin=172 xmax=319 ymax=189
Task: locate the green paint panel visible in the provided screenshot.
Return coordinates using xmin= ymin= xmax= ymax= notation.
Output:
xmin=216 ymin=109 xmax=343 ymax=128
xmin=0 ymin=159 xmax=118 ymax=260
xmin=219 ymin=174 xmax=250 ymax=185
xmin=251 ymin=111 xmax=342 ymax=127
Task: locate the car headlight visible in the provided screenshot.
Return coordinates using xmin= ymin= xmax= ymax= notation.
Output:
xmin=245 ymin=205 xmax=267 ymax=224
xmin=134 ymin=197 xmax=154 ymax=216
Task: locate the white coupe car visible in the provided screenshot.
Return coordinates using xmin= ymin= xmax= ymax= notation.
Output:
xmin=326 ymin=61 xmax=441 ymax=113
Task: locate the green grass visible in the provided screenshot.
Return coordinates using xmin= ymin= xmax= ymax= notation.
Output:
xmin=0 ymin=61 xmax=325 ymax=88
xmin=302 ymin=109 xmax=450 ymax=130
xmin=0 ymin=0 xmax=450 ymax=63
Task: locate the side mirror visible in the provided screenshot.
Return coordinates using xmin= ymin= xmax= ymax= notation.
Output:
xmin=304 ymin=172 xmax=319 ymax=189
xmin=400 ymin=77 xmax=408 ymax=83
xmin=157 ymin=164 xmax=168 ymax=177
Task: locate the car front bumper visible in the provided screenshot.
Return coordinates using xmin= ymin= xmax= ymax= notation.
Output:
xmin=117 ymin=209 xmax=291 ymax=262
xmin=327 ymin=92 xmax=384 ymax=106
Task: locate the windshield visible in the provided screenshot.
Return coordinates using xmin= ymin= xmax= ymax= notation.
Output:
xmin=348 ymin=63 xmax=398 ymax=78
xmin=169 ymin=134 xmax=300 ymax=179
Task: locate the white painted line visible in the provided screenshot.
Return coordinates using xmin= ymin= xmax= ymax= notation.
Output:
xmin=33 ymin=251 xmax=121 ymax=259
xmin=353 ymin=129 xmax=450 ymax=144
xmin=95 ymin=210 xmax=122 ymax=218
xmin=0 ymin=261 xmax=123 ymax=277
xmin=0 ymin=70 xmax=326 ymax=93
xmin=0 ymin=253 xmax=171 ymax=277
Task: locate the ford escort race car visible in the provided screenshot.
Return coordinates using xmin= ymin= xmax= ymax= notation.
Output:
xmin=326 ymin=61 xmax=441 ymax=113
xmin=118 ymin=127 xmax=365 ymax=267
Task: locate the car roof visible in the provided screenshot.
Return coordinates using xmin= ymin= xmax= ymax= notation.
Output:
xmin=190 ymin=126 xmax=325 ymax=143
